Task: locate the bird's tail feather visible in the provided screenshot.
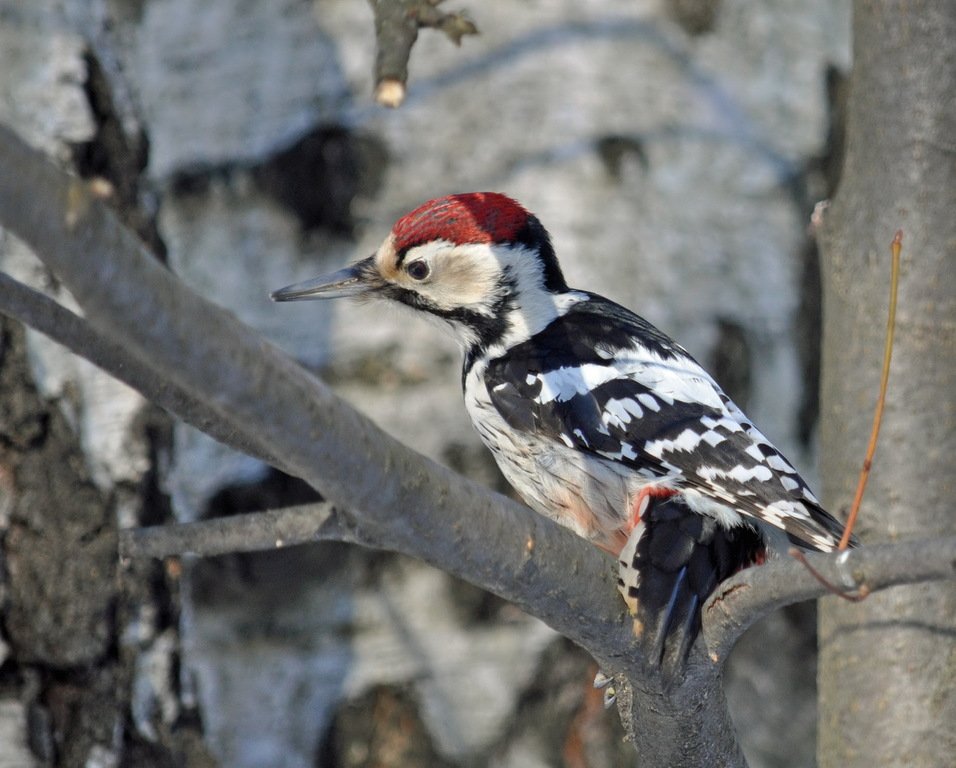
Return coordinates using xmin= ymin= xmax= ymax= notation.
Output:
xmin=617 ymin=498 xmax=764 ymax=684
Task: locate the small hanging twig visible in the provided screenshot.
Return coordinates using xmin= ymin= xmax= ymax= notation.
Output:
xmin=838 ymin=229 xmax=902 ymax=549
xmin=788 ymin=229 xmax=902 ymax=599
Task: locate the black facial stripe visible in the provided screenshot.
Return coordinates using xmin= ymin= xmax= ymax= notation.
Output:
xmin=382 ymin=285 xmax=511 ymax=351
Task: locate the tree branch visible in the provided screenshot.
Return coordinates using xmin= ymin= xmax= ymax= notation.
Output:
xmin=2 ymin=122 xmax=954 ymax=767
xmin=119 ymin=502 xmax=352 ymax=559
xmin=0 ymin=121 xmax=631 ymax=667
xmin=0 ymin=271 xmax=282 ymax=468
xmin=703 ymin=536 xmax=956 ymax=663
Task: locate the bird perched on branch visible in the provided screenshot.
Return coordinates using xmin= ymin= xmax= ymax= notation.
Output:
xmin=272 ymin=192 xmax=854 ymax=681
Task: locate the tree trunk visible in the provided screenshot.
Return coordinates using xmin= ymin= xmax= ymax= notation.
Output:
xmin=817 ymin=2 xmax=956 ymax=766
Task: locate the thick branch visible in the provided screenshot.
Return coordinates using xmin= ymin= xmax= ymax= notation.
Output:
xmin=0 ymin=122 xmax=631 ymax=666
xmin=703 ymin=536 xmax=956 ymax=663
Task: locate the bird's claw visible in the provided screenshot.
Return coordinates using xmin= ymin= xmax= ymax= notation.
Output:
xmin=593 ymin=670 xmax=616 ymax=708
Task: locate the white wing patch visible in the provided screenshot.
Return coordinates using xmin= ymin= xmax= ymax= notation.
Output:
xmin=781 ymin=476 xmax=801 ymax=492
xmin=745 ymin=443 xmax=767 ymax=462
xmin=601 ymin=397 xmax=645 ymax=430
xmin=528 ymin=354 xmax=724 ymax=411
xmin=533 ymin=363 xmax=620 ymax=403
xmin=624 ymin=350 xmax=725 ymax=410
xmin=697 ymin=464 xmax=774 ymax=484
xmin=700 ymin=415 xmax=743 ymax=433
xmin=765 ymin=452 xmax=798 ymax=473
xmin=645 ymin=427 xmax=708 ymax=458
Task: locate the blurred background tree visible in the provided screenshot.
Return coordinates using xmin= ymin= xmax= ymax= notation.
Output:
xmin=0 ymin=1 xmax=951 ymax=766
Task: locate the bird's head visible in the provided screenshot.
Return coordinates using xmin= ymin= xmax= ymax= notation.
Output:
xmin=271 ymin=192 xmax=570 ymax=351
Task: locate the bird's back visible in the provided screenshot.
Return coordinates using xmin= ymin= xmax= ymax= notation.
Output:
xmin=466 ymin=291 xmax=849 ymax=554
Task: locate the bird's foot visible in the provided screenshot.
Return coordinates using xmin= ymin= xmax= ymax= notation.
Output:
xmin=592 ymin=669 xmax=617 ymax=708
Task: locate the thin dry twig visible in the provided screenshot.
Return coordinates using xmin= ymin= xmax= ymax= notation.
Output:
xmin=839 ymin=228 xmax=902 ymax=549
xmin=789 ymin=548 xmax=869 ymax=601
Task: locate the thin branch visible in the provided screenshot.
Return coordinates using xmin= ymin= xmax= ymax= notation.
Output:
xmin=368 ymin=0 xmax=477 ymax=106
xmin=0 ymin=271 xmax=282 ymax=469
xmin=119 ymin=502 xmax=351 ymax=559
xmin=789 ymin=548 xmax=869 ymax=601
xmin=839 ymin=228 xmax=902 ymax=548
xmin=702 ymin=536 xmax=956 ymax=663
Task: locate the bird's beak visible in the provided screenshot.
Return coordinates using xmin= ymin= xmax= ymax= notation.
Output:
xmin=270 ymin=256 xmax=381 ymax=302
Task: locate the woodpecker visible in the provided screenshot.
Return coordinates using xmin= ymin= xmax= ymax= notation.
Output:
xmin=272 ymin=192 xmax=854 ymax=676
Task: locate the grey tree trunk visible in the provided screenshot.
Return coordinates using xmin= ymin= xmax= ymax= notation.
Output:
xmin=817 ymin=2 xmax=956 ymax=766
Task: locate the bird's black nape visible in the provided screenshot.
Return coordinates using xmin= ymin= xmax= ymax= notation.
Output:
xmin=512 ymin=213 xmax=568 ymax=293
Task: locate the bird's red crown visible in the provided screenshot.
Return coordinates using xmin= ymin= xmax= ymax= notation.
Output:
xmin=391 ymin=193 xmax=531 ymax=252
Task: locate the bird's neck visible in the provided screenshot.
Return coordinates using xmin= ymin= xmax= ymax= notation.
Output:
xmin=462 ymin=288 xmax=588 ymax=369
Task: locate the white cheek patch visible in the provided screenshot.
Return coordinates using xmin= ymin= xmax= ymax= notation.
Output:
xmin=376 ymin=238 xmax=576 ymax=351
xmin=398 ymin=242 xmax=504 ymax=313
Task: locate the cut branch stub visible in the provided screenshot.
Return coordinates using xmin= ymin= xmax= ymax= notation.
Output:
xmin=369 ymin=0 xmax=478 ymax=107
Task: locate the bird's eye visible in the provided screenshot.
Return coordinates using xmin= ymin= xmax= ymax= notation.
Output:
xmin=406 ymin=260 xmax=430 ymax=281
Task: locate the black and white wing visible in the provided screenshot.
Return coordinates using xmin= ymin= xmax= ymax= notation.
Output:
xmin=485 ymin=294 xmax=849 ymax=552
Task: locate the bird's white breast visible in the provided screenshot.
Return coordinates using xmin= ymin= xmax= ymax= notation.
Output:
xmin=464 ymin=358 xmax=638 ymax=552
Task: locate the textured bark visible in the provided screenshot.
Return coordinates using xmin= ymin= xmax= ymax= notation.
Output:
xmin=0 ymin=8 xmax=214 ymax=766
xmin=0 ymin=319 xmax=119 ymax=765
xmin=817 ymin=2 xmax=956 ymax=766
